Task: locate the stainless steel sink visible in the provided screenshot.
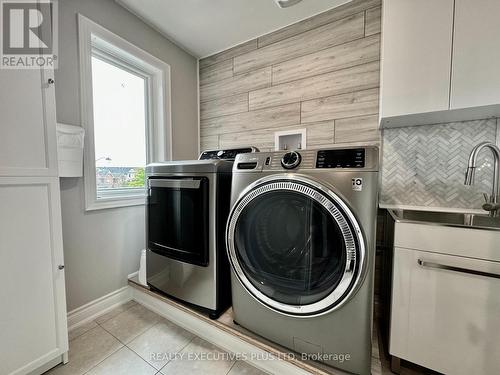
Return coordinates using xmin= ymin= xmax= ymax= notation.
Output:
xmin=388 ymin=209 xmax=500 ymax=230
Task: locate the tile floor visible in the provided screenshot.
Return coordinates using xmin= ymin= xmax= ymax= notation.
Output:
xmin=125 ymin=280 xmax=431 ymax=375
xmin=46 ymin=301 xmax=266 ymax=375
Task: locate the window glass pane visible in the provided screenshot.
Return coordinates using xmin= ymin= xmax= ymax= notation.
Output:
xmin=91 ymin=55 xmax=147 ymax=198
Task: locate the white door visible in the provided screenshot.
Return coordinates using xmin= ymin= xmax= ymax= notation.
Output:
xmin=0 ymin=177 xmax=68 ymax=375
xmin=450 ymin=0 xmax=500 ymax=109
xmin=380 ymin=0 xmax=454 ymax=119
xmin=0 ymin=69 xmax=57 ymax=177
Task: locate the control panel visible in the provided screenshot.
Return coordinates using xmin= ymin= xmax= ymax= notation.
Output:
xmin=316 ymin=148 xmax=365 ymax=168
xmin=233 ymin=147 xmax=377 ymax=172
xmin=199 ymin=147 xmax=258 ymax=160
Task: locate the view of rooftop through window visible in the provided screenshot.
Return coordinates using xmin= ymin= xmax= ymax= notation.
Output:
xmin=91 ymin=55 xmax=147 ymax=196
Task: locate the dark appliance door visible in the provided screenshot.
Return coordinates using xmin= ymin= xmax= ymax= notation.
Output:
xmin=147 ymin=177 xmax=209 ymax=266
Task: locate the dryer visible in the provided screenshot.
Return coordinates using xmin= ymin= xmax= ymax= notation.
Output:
xmin=145 ymin=147 xmax=256 ymax=319
xmin=226 ymin=147 xmax=379 ymax=374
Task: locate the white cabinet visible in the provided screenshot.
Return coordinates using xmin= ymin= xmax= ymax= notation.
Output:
xmin=391 ymin=247 xmax=500 ymax=375
xmin=0 ymin=67 xmax=68 ymax=375
xmin=450 ymin=0 xmax=500 ymax=109
xmin=0 ymin=178 xmax=68 ymax=375
xmin=0 ymin=69 xmax=58 ymax=177
xmin=380 ymin=0 xmax=454 ymax=119
xmin=390 ymin=220 xmax=500 ymax=374
xmin=380 ymin=0 xmax=500 ymax=127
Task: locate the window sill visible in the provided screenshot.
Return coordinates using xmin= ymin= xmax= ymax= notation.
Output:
xmin=85 ymin=196 xmax=146 ymax=211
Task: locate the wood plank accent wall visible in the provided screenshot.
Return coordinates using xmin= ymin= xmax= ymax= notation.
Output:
xmin=199 ymin=0 xmax=381 ymax=152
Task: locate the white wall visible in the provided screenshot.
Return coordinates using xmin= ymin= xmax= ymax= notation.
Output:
xmin=55 ymin=0 xmax=199 ymax=311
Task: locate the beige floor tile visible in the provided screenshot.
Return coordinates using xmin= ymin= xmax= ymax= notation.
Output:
xmin=99 ymin=303 xmax=162 ymax=344
xmin=46 ymin=326 xmax=122 ymax=375
xmin=94 ymin=300 xmax=137 ymax=324
xmin=160 ymin=337 xmax=234 ymax=375
xmin=227 ymin=361 xmax=268 ymax=375
xmin=68 ymin=320 xmax=98 ymax=341
xmin=86 ymin=346 xmax=157 ymax=375
xmin=128 ymin=319 xmax=195 ymax=369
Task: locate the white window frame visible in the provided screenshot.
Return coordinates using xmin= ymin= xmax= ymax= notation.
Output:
xmin=78 ymin=14 xmax=172 ymax=211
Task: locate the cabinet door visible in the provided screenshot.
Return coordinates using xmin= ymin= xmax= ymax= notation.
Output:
xmin=390 ymin=247 xmax=500 ymax=375
xmin=0 ymin=177 xmax=68 ymax=375
xmin=380 ymin=0 xmax=454 ymax=119
xmin=450 ymin=0 xmax=500 ymax=109
xmin=0 ymin=69 xmax=57 ymax=177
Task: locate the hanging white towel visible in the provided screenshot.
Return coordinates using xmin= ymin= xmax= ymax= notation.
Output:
xmin=56 ymin=123 xmax=85 ymax=177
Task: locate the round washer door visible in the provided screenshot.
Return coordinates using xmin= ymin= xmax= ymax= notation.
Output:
xmin=226 ymin=174 xmax=365 ymax=316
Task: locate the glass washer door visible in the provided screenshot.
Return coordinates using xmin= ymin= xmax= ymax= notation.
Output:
xmin=226 ymin=175 xmax=365 ymax=316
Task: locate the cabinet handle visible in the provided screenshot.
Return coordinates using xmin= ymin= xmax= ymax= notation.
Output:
xmin=58 ymin=265 xmax=65 ymax=270
xmin=48 ymin=78 xmax=55 ymax=85
xmin=417 ymin=259 xmax=500 ymax=279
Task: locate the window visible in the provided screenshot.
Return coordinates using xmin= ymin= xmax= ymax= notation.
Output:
xmin=78 ymin=15 xmax=172 ymax=210
xmin=92 ymin=55 xmax=147 ymax=198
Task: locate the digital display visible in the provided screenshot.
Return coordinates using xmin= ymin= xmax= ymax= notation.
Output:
xmin=316 ymin=149 xmax=365 ymax=168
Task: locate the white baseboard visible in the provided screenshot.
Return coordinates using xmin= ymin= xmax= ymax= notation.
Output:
xmin=67 ymin=286 xmax=132 ymax=331
xmin=128 ymin=270 xmax=139 ymax=279
xmin=131 ymin=287 xmax=310 ymax=375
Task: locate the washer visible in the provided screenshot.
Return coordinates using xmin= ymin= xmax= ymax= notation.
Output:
xmin=226 ymin=146 xmax=379 ymax=374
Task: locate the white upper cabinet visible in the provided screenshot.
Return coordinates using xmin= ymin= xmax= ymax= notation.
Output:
xmin=0 ymin=69 xmax=58 ymax=177
xmin=380 ymin=0 xmax=454 ymax=120
xmin=380 ymin=0 xmax=500 ymax=127
xmin=450 ymin=0 xmax=500 ymax=109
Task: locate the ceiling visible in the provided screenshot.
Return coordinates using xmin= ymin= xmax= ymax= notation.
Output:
xmin=116 ymin=0 xmax=352 ymax=58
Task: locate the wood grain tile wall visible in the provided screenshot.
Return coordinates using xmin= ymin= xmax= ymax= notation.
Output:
xmin=199 ymin=0 xmax=381 ymax=152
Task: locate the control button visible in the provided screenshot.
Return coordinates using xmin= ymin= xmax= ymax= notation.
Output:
xmin=265 ymin=156 xmax=271 ymax=165
xmin=281 ymin=151 xmax=302 ymax=169
xmin=217 ymin=150 xmax=224 ymax=157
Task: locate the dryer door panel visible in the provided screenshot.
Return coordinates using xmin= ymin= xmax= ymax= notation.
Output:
xmin=147 ymin=177 xmax=209 ymax=266
xmin=227 ymin=175 xmax=365 ymax=316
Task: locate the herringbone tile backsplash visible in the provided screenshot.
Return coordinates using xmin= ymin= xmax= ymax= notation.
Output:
xmin=381 ymin=118 xmax=498 ymax=210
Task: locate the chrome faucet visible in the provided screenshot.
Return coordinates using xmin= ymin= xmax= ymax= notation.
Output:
xmin=464 ymin=141 xmax=500 ymax=217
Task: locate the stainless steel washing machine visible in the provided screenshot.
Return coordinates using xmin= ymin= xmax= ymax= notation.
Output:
xmin=226 ymin=146 xmax=379 ymax=374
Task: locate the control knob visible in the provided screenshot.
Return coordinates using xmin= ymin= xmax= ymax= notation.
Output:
xmin=281 ymin=151 xmax=302 ymax=169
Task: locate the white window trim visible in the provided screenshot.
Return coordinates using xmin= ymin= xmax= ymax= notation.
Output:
xmin=78 ymin=14 xmax=172 ymax=211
